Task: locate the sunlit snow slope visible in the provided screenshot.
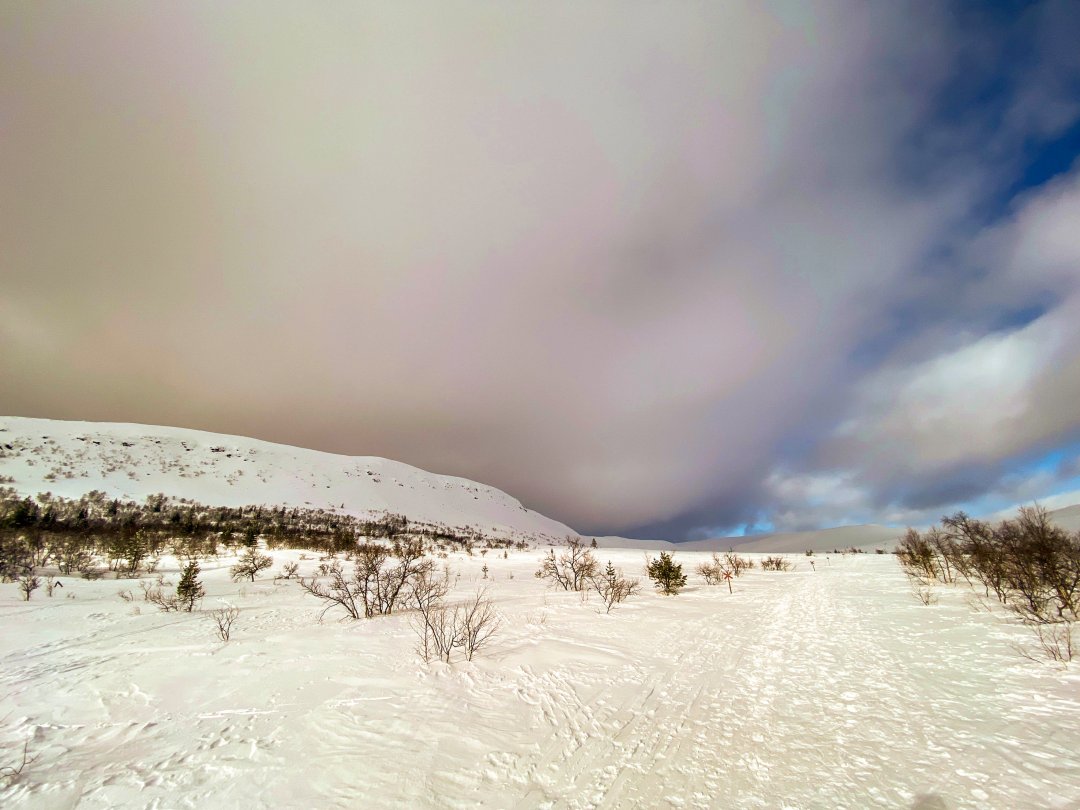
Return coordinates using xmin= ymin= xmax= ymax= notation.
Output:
xmin=0 ymin=417 xmax=576 ymax=542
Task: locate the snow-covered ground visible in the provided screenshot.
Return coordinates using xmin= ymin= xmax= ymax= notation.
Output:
xmin=3 ymin=549 xmax=1078 ymax=809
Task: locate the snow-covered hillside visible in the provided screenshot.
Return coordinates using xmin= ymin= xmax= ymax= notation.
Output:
xmin=0 ymin=417 xmax=576 ymax=543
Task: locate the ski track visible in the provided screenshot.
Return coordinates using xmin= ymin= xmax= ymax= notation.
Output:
xmin=2 ymin=553 xmax=1079 ymax=809
xmin=420 ymin=560 xmax=1080 ymax=809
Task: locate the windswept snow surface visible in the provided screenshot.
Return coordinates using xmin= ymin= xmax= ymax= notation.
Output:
xmin=3 ymin=550 xmax=1079 ymax=809
xmin=0 ymin=417 xmax=575 ymax=543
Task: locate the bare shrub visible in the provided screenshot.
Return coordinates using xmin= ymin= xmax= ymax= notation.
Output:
xmin=696 ymin=555 xmax=723 ymax=585
xmin=761 ymin=556 xmax=793 ymax=572
xmin=1015 ymin=622 xmax=1075 ymax=666
xmin=911 ymin=579 xmax=938 ymax=606
xmin=536 ymin=537 xmax=598 ymax=591
xmin=413 ymin=588 xmax=500 ymax=663
xmin=590 ymin=561 xmax=640 ymax=613
xmin=279 ymin=561 xmax=300 ymax=580
xmin=904 ymin=505 xmax=1080 ymax=663
xmin=0 ymin=537 xmax=33 ymax=583
xmin=896 ymin=528 xmax=939 ymax=581
xmin=17 ymin=574 xmax=40 ymax=601
xmin=0 ymin=737 xmax=38 ymax=785
xmin=723 ymin=552 xmax=754 ymax=576
xmin=230 ymin=547 xmax=273 ymax=582
xmin=209 ymin=606 xmax=240 ymax=642
xmin=299 ymin=540 xmax=431 ymax=620
xmin=44 ymin=576 xmax=61 ymax=597
xmin=459 ymin=591 xmax=500 ymax=660
xmin=140 ymin=579 xmax=180 ymax=612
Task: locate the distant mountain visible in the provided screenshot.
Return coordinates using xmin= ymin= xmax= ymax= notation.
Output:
xmin=590 ymin=524 xmax=899 ymax=553
xmin=685 ymin=523 xmax=902 ymax=553
xmin=1046 ymin=503 xmax=1080 ymax=533
xmin=0 ymin=416 xmax=576 ymax=543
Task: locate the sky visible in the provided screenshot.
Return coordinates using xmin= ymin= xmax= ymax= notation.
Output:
xmin=3 ymin=1 xmax=1080 ymax=540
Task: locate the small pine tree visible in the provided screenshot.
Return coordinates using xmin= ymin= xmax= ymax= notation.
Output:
xmin=177 ymin=560 xmax=205 ymax=611
xmin=646 ymin=552 xmax=687 ymax=595
xmin=603 ymin=559 xmax=616 ymax=582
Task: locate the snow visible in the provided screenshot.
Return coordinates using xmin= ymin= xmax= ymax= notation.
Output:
xmin=0 ymin=417 xmax=576 ymax=544
xmin=3 ymin=550 xmax=1079 ymax=809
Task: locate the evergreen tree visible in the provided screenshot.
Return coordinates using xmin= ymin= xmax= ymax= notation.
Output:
xmin=177 ymin=560 xmax=205 ymax=611
xmin=603 ymin=560 xmax=618 ymax=587
xmin=646 ymin=552 xmax=687 ymax=595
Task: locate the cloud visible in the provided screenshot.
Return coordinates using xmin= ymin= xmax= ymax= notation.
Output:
xmin=764 ymin=164 xmax=1080 ymax=531
xmin=1 ymin=2 xmax=1079 ymax=537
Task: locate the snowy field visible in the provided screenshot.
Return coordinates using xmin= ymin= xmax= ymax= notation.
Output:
xmin=2 ymin=549 xmax=1079 ymax=809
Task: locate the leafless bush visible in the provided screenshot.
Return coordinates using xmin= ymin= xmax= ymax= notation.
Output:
xmin=139 ymin=579 xmax=180 ymax=612
xmin=1014 ymin=622 xmax=1075 ymax=667
xmin=459 ymin=591 xmax=500 ymax=660
xmin=536 ymin=537 xmax=598 ymax=591
xmin=44 ymin=575 xmax=61 ymax=597
xmin=698 ymin=552 xmax=750 ymax=584
xmin=209 ymin=606 xmax=240 ymax=642
xmin=17 ymin=574 xmax=40 ymax=601
xmin=590 ymin=561 xmax=640 ymax=613
xmin=910 ymin=578 xmax=938 ymax=606
xmin=723 ymin=552 xmax=754 ymax=576
xmin=761 ymin=556 xmax=793 ymax=572
xmin=299 ymin=540 xmax=431 ymax=620
xmin=896 ymin=528 xmax=939 ymax=581
xmin=300 ymin=561 xmax=360 ymax=619
xmin=0 ymin=737 xmax=38 ymax=785
xmin=413 ymin=588 xmax=500 ymax=663
xmin=230 ymin=547 xmax=273 ymax=582
xmin=696 ymin=555 xmax=723 ymax=585
xmin=903 ymin=506 xmax=1080 ymax=663
xmin=279 ymin=561 xmax=300 ymax=580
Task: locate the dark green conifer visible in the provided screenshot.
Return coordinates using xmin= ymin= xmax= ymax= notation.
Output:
xmin=646 ymin=552 xmax=686 ymax=595
xmin=177 ymin=560 xmax=205 ymax=611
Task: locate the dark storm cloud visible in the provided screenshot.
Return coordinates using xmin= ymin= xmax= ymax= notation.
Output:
xmin=3 ymin=2 xmax=1080 ymax=537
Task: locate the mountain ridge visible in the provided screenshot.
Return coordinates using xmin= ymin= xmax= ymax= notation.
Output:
xmin=0 ymin=416 xmax=576 ymax=543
